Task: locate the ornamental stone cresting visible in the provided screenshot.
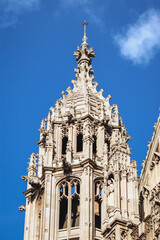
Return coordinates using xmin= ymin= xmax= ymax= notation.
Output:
xmin=20 ymin=22 xmax=160 ymax=240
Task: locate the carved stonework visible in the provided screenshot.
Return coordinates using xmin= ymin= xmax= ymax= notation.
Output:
xmin=120 ymin=229 xmax=127 ymax=240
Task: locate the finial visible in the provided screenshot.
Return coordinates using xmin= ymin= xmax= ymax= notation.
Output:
xmin=82 ymin=20 xmax=88 ymax=44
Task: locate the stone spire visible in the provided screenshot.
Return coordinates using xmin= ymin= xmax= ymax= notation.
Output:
xmin=82 ymin=20 xmax=88 ymax=45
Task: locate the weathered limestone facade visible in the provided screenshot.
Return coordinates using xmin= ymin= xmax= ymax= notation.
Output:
xmin=131 ymin=114 xmax=160 ymax=240
xmin=20 ymin=22 xmax=160 ymax=240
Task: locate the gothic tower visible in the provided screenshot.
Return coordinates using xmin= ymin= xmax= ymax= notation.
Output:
xmin=21 ymin=22 xmax=140 ymax=240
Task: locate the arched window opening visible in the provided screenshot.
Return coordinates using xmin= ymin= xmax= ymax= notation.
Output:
xmin=95 ymin=181 xmax=103 ymax=229
xmin=59 ymin=182 xmax=68 ymax=229
xmin=77 ymin=134 xmax=83 ymax=152
xmin=93 ymin=135 xmax=97 ymax=154
xmin=71 ymin=197 xmax=80 ymax=227
xmin=59 ymin=179 xmax=80 ymax=230
xmin=59 ymin=197 xmax=68 ymax=229
xmin=62 ymin=136 xmax=68 ymax=155
xmin=71 ymin=180 xmax=80 ymax=227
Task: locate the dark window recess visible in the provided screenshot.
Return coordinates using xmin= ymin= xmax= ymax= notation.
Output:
xmin=77 ymin=184 xmax=80 ymax=194
xmin=105 ymin=138 xmax=110 ymax=152
xmin=59 ymin=198 xmax=68 ymax=229
xmin=93 ymin=136 xmax=97 ymax=154
xmin=108 ymin=174 xmax=114 ymax=181
xmin=95 ymin=200 xmax=101 ymax=229
xmin=77 ymin=134 xmax=83 ymax=152
xmin=71 ymin=197 xmax=80 ymax=227
xmin=139 ymin=191 xmax=144 ymax=222
xmin=65 ymin=185 xmax=68 ymax=196
xmin=62 ymin=136 xmax=68 ymax=155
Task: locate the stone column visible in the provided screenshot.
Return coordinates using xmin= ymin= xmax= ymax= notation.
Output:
xmin=24 ymin=198 xmax=31 ymax=240
xmin=68 ymin=182 xmax=72 ymax=239
xmin=102 ymin=175 xmax=109 ymax=231
xmin=80 ymin=164 xmax=94 ymax=240
xmin=49 ymin=175 xmax=56 ymax=239
xmin=42 ymin=171 xmax=52 ymax=240
xmin=57 ymin=126 xmax=62 ymax=162
xmin=54 ymin=185 xmax=60 ymax=240
xmin=114 ymin=165 xmax=121 ymax=218
xmin=121 ymin=169 xmax=128 ymax=219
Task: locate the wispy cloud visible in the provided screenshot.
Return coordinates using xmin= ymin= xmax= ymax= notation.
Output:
xmin=0 ymin=0 xmax=40 ymax=28
xmin=114 ymin=9 xmax=160 ymax=65
xmin=59 ymin=0 xmax=89 ymax=7
xmin=58 ymin=0 xmax=103 ymax=26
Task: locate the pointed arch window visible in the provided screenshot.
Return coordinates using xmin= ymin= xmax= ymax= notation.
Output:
xmin=71 ymin=180 xmax=80 ymax=227
xmin=62 ymin=136 xmax=68 ymax=155
xmin=77 ymin=134 xmax=83 ymax=152
xmin=58 ymin=179 xmax=80 ymax=230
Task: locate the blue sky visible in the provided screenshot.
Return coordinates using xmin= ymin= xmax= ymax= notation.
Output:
xmin=0 ymin=0 xmax=160 ymax=239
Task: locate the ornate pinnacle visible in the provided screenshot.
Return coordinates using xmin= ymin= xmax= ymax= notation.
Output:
xmin=74 ymin=21 xmax=95 ymax=65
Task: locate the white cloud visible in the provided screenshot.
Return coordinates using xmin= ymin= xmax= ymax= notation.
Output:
xmin=0 ymin=0 xmax=40 ymax=28
xmin=115 ymin=9 xmax=160 ymax=65
xmin=83 ymin=7 xmax=103 ymax=26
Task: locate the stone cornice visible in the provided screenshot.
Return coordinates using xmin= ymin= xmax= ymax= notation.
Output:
xmin=139 ymin=114 xmax=160 ymax=187
xmin=102 ymin=218 xmax=137 ymax=236
xmin=80 ymin=158 xmax=103 ymax=170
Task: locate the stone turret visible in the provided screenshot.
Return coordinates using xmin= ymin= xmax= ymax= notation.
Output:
xmin=21 ymin=22 xmax=141 ymax=240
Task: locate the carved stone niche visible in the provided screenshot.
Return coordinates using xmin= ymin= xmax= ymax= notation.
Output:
xmin=62 ymin=127 xmax=68 ymax=137
xmin=131 ymin=229 xmax=139 ymax=240
xmin=155 ymin=225 xmax=160 ymax=238
xmin=120 ymin=229 xmax=128 ymax=240
xmin=107 ymin=230 xmax=116 ymax=240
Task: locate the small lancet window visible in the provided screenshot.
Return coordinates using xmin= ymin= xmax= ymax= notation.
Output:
xmin=71 ymin=180 xmax=80 ymax=227
xmin=71 ymin=197 xmax=80 ymax=227
xmin=59 ymin=197 xmax=68 ymax=229
xmin=93 ymin=135 xmax=97 ymax=154
xmin=77 ymin=134 xmax=83 ymax=152
xmin=59 ymin=179 xmax=80 ymax=230
xmin=62 ymin=136 xmax=68 ymax=155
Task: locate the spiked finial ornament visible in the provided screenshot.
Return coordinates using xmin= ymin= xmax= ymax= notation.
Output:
xmin=82 ymin=20 xmax=88 ymax=44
